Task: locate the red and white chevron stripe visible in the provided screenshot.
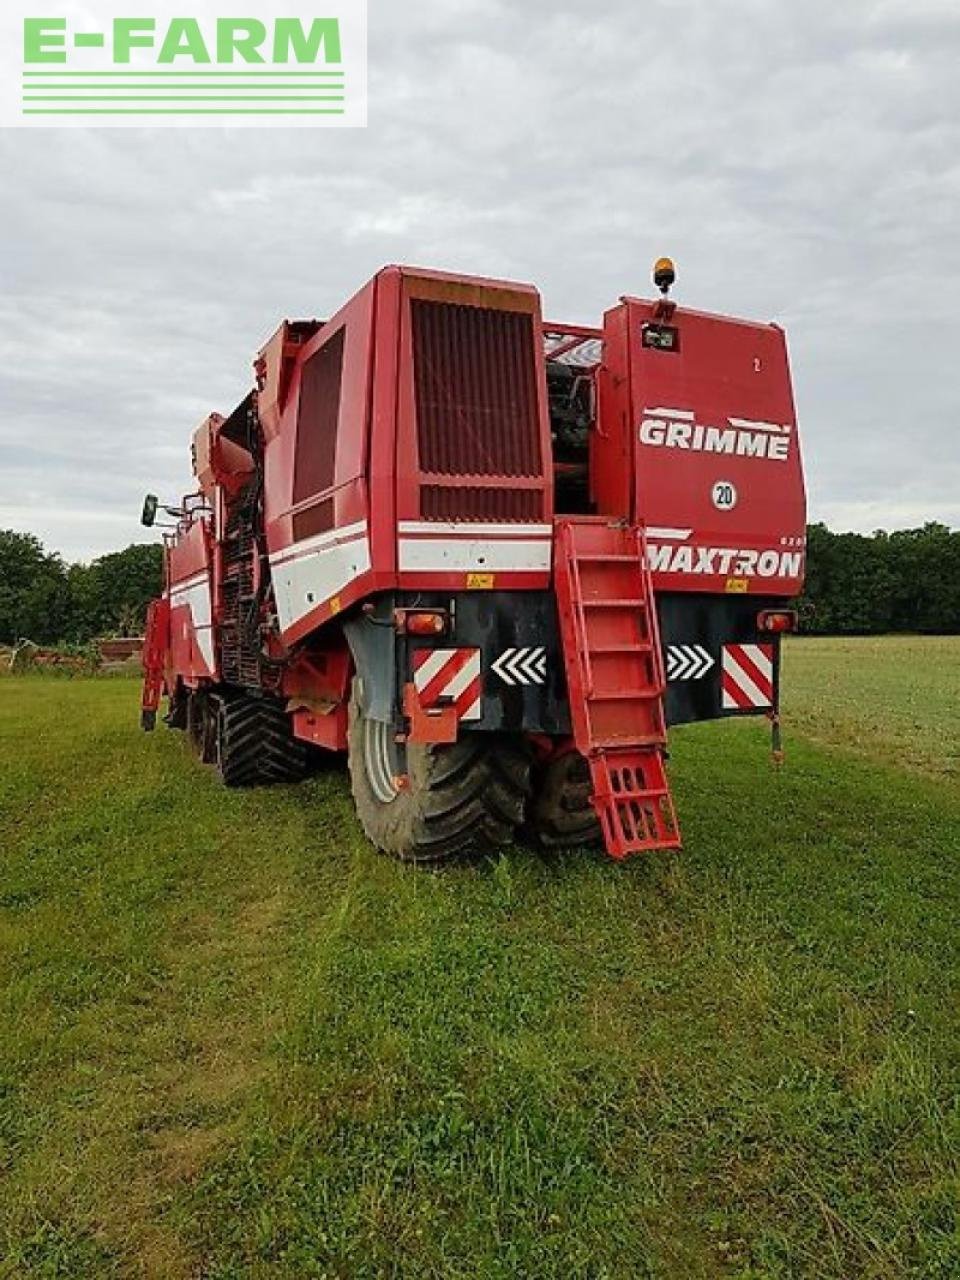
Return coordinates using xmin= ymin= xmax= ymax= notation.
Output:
xmin=412 ymin=648 xmax=482 ymax=722
xmin=721 ymin=643 xmax=774 ymax=710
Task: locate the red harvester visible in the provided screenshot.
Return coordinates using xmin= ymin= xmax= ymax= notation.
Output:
xmin=141 ymin=259 xmax=806 ymax=861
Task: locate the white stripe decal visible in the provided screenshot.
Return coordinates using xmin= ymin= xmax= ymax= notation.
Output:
xmin=269 ymin=520 xmax=368 ymax=567
xmin=167 ymin=576 xmax=214 ymax=673
xmin=645 ymin=527 xmax=692 ymax=541
xmin=398 ymin=537 xmax=551 ymax=573
xmin=644 ymin=406 xmax=695 ymax=421
xmin=443 ymin=651 xmax=482 ymax=700
xmin=413 ymin=647 xmax=452 ymax=689
xmin=727 ymin=417 xmax=791 ymax=434
xmin=743 ymin=643 xmax=773 ymax=682
xmin=273 ymin=532 xmax=371 ymax=633
xmin=723 ymin=655 xmax=768 ymax=707
xmin=411 ymin=649 xmax=483 ymax=722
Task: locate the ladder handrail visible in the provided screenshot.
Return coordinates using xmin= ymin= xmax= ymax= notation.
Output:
xmin=559 ymin=519 xmax=597 ymax=700
xmin=633 ymin=523 xmax=669 ymax=736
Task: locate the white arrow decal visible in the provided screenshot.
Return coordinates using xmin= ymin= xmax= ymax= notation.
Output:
xmin=666 ymin=644 xmax=715 ymax=682
xmin=491 ymin=646 xmax=547 ymax=686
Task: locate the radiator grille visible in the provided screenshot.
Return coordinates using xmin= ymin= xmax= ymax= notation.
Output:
xmin=419 ymin=485 xmax=543 ymax=522
xmin=411 ymin=300 xmax=542 ymax=481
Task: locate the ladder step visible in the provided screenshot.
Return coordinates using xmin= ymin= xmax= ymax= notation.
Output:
xmin=597 ymin=788 xmax=672 ymax=803
xmin=590 ymin=643 xmax=653 ymax=654
xmin=576 ymin=553 xmax=641 ymax=563
xmin=591 ymin=734 xmax=665 ymax=748
xmin=590 ymin=688 xmax=660 ymax=701
xmin=582 ymin=598 xmax=647 ymax=608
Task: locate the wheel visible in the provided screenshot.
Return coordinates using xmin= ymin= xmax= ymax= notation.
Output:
xmin=212 ymin=693 xmax=264 ymax=787
xmin=346 ymin=677 xmax=530 ymax=863
xmin=186 ymin=692 xmax=217 ymax=763
xmin=186 ymin=694 xmax=203 ymax=753
xmin=164 ymin=685 xmax=189 ymax=731
xmin=528 ymin=750 xmax=602 ymax=850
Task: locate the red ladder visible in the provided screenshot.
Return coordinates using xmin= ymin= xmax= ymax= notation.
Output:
xmin=553 ymin=517 xmax=681 ymax=859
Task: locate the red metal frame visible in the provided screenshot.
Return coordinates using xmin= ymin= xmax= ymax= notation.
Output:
xmin=147 ymin=261 xmax=807 ymax=697
xmin=552 ymin=516 xmax=679 ymax=858
xmin=140 ymin=597 xmax=170 ymax=726
xmin=143 ymin=263 xmax=807 ymax=859
xmin=595 ymin=296 xmax=806 ymax=595
xmin=543 ymin=321 xmax=603 ymax=364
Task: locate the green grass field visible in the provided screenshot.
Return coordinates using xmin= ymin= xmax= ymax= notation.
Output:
xmin=1 ymin=638 xmax=958 ymax=1278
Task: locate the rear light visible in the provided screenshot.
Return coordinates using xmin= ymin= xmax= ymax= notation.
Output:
xmin=757 ymin=609 xmax=797 ymax=634
xmin=395 ymin=609 xmax=449 ymax=636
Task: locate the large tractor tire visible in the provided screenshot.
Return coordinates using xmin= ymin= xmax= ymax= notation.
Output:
xmin=186 ymin=691 xmax=217 ymax=763
xmin=527 ymin=750 xmax=602 ymax=850
xmin=347 ymin=678 xmax=530 ymax=863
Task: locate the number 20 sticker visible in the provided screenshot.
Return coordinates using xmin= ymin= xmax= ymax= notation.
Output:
xmin=712 ymin=480 xmax=738 ymax=511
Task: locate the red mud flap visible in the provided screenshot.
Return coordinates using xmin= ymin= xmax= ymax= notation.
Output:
xmin=402 ymin=682 xmax=458 ymax=745
xmin=140 ymin=598 xmax=170 ymax=732
xmin=402 ymin=648 xmax=482 ymax=745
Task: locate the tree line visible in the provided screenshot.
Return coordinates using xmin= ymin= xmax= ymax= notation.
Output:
xmin=0 ymin=522 xmax=957 ymax=647
xmin=0 ymin=531 xmax=162 ymax=647
xmin=800 ymin=522 xmax=960 ymax=634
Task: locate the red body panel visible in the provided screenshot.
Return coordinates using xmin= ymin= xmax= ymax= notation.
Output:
xmin=596 ymin=299 xmax=805 ymax=594
xmin=260 ymin=266 xmax=557 ymax=645
xmin=261 ymin=279 xmax=377 ymax=646
xmin=140 ymin=597 xmax=170 ymax=725
xmin=146 ymin=264 xmax=806 ymax=765
xmin=390 ymin=268 xmax=553 ymax=595
xmin=164 ymin=519 xmax=216 ymax=684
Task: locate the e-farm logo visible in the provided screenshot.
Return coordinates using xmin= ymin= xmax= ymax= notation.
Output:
xmin=3 ymin=1 xmax=366 ymax=126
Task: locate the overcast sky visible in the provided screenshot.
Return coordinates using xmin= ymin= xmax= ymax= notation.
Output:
xmin=1 ymin=0 xmax=958 ymax=562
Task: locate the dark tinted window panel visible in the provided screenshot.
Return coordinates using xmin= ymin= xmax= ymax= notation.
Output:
xmin=293 ymin=327 xmax=345 ymax=504
xmin=292 ymin=497 xmax=334 ymax=542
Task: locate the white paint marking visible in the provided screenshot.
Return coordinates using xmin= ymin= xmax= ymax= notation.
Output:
xmin=398 ymin=538 xmax=551 ymax=574
xmin=413 ymin=648 xmax=452 ymax=690
xmin=398 ymin=520 xmax=552 ymax=538
xmin=443 ymin=652 xmax=482 ymax=701
xmin=723 ymin=654 xmax=769 ymax=707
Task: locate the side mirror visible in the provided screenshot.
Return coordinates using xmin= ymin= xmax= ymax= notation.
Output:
xmin=141 ymin=494 xmax=159 ymax=527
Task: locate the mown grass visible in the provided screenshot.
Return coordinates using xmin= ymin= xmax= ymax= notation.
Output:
xmin=783 ymin=635 xmax=960 ymax=780
xmin=1 ymin=639 xmax=959 ymax=1278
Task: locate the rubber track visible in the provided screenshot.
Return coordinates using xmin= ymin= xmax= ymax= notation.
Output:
xmin=215 ymin=694 xmax=263 ymax=788
xmin=257 ymin=697 xmax=309 ymax=784
xmin=215 ymin=693 xmax=307 ymax=788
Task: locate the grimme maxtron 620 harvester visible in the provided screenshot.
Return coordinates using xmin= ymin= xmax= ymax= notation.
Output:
xmin=141 ymin=260 xmax=806 ymax=861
